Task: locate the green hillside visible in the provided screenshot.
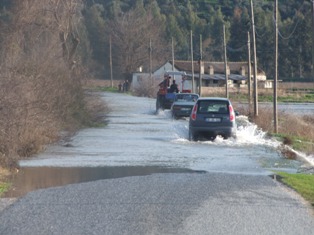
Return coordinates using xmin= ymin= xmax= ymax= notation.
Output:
xmin=1 ymin=0 xmax=313 ymax=80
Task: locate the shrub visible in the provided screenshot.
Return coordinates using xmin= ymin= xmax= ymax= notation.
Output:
xmin=132 ymin=76 xmax=158 ymax=98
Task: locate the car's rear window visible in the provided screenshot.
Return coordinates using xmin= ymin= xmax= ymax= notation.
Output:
xmin=175 ymin=94 xmax=198 ymax=102
xmin=197 ymin=100 xmax=229 ymax=114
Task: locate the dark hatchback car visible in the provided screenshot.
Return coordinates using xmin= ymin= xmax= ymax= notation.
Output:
xmin=171 ymin=93 xmax=199 ymax=119
xmin=189 ymin=97 xmax=237 ymax=141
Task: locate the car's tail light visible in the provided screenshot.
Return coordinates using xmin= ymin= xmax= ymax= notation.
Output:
xmin=191 ymin=104 xmax=198 ymax=120
xmin=229 ymin=105 xmax=235 ymax=121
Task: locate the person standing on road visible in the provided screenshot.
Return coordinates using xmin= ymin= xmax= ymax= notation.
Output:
xmin=169 ymin=80 xmax=179 ymax=93
xmin=123 ymin=80 xmax=129 ymax=92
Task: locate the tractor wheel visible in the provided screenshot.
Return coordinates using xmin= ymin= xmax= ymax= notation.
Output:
xmin=156 ymin=99 xmax=161 ymax=113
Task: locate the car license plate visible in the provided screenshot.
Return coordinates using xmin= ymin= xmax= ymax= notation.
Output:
xmin=181 ymin=108 xmax=190 ymax=111
xmin=205 ymin=117 xmax=221 ymax=122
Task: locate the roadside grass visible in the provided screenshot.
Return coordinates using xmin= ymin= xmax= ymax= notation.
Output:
xmin=0 ymin=168 xmax=11 ymax=197
xmin=276 ymin=172 xmax=314 ymax=207
xmin=278 ymin=94 xmax=314 ymax=103
xmin=89 ymin=84 xmax=131 ymax=94
xmin=251 ymin=93 xmax=314 ymax=103
xmin=96 ymin=86 xmax=119 ymax=92
xmin=273 ymin=133 xmax=314 ymax=155
xmin=207 ymin=89 xmax=314 ymax=103
xmin=0 ymin=182 xmax=10 ymax=197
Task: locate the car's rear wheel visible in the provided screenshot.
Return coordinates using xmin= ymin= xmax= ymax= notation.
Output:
xmin=189 ymin=130 xmax=197 ymax=141
xmin=222 ymin=135 xmax=229 ymax=140
xmin=231 ymin=132 xmax=237 ymax=139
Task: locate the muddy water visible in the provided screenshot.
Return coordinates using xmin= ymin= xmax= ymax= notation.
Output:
xmin=4 ymin=92 xmax=312 ymax=198
xmin=5 ymin=166 xmax=201 ymax=198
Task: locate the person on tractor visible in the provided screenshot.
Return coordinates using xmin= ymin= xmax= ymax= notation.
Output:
xmin=159 ymin=75 xmax=170 ymax=89
xmin=169 ymin=80 xmax=179 ymax=93
xmin=157 ymin=75 xmax=171 ymax=95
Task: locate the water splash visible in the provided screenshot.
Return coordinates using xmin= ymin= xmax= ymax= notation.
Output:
xmin=235 ymin=116 xmax=280 ymax=148
xmin=156 ymin=109 xmax=173 ymax=119
xmin=170 ymin=114 xmax=314 ymax=167
xmin=281 ymin=145 xmax=314 ymax=166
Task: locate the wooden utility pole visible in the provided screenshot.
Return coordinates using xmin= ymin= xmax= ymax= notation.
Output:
xmin=247 ymin=31 xmax=252 ymax=112
xmin=172 ymin=37 xmax=175 ymax=71
xmin=109 ymin=35 xmax=113 ymax=88
xmin=190 ymin=30 xmax=195 ymax=93
xmin=223 ymin=25 xmax=229 ymax=98
xmin=199 ymin=34 xmax=202 ymax=96
xmin=250 ymin=0 xmax=258 ymax=116
xmin=312 ymin=0 xmax=314 ymax=79
xmin=274 ymin=0 xmax=278 ymax=133
xmin=149 ymin=38 xmax=153 ymax=85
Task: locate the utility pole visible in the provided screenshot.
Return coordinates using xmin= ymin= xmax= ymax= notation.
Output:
xmin=149 ymin=38 xmax=153 ymax=85
xmin=250 ymin=0 xmax=258 ymax=116
xmin=199 ymin=34 xmax=202 ymax=96
xmin=247 ymin=32 xmax=252 ymax=113
xmin=190 ymin=30 xmax=195 ymax=93
xmin=172 ymin=37 xmax=175 ymax=71
xmin=274 ymin=0 xmax=278 ymax=133
xmin=109 ymin=35 xmax=113 ymax=88
xmin=312 ymin=0 xmax=314 ymax=79
xmin=223 ymin=25 xmax=229 ymax=99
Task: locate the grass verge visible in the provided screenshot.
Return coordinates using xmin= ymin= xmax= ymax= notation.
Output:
xmin=272 ymin=133 xmax=314 ymax=155
xmin=96 ymin=86 xmax=119 ymax=92
xmin=276 ymin=172 xmax=314 ymax=207
xmin=0 ymin=182 xmax=10 ymax=197
xmin=0 ymin=168 xmax=11 ymax=197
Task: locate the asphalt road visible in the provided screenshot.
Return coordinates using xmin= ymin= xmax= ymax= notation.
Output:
xmin=1 ymin=173 xmax=314 ymax=235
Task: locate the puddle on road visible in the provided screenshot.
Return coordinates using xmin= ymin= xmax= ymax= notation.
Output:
xmin=4 ymin=166 xmax=202 ymax=198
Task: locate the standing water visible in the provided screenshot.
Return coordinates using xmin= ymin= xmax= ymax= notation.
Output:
xmin=5 ymin=92 xmax=313 ymax=197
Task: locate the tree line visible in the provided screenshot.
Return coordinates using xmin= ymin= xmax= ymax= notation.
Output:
xmin=2 ymin=1 xmax=311 ymax=81
xmin=82 ymin=0 xmax=313 ymax=81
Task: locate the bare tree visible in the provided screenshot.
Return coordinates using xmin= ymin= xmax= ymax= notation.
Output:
xmin=108 ymin=6 xmax=169 ymax=80
xmin=0 ymin=0 xmax=86 ymax=167
xmin=49 ymin=0 xmax=82 ymax=67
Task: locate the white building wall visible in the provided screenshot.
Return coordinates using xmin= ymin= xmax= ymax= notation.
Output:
xmin=132 ymin=62 xmax=185 ymax=91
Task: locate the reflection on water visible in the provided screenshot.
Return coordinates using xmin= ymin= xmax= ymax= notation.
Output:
xmin=4 ymin=166 xmax=200 ymax=198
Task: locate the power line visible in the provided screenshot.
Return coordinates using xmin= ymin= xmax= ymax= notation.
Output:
xmin=226 ymin=44 xmax=247 ymax=52
xmin=275 ymin=0 xmax=310 ymax=40
xmin=255 ymin=28 xmax=267 ymax=38
xmin=253 ymin=0 xmax=310 ymax=40
xmin=276 ymin=16 xmax=301 ymax=40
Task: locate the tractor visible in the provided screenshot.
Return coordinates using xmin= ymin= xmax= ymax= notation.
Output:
xmin=156 ymin=71 xmax=189 ymax=112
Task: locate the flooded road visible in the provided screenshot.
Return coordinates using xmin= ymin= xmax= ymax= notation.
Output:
xmin=277 ymin=102 xmax=314 ymax=115
xmin=5 ymin=92 xmax=313 ymax=197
